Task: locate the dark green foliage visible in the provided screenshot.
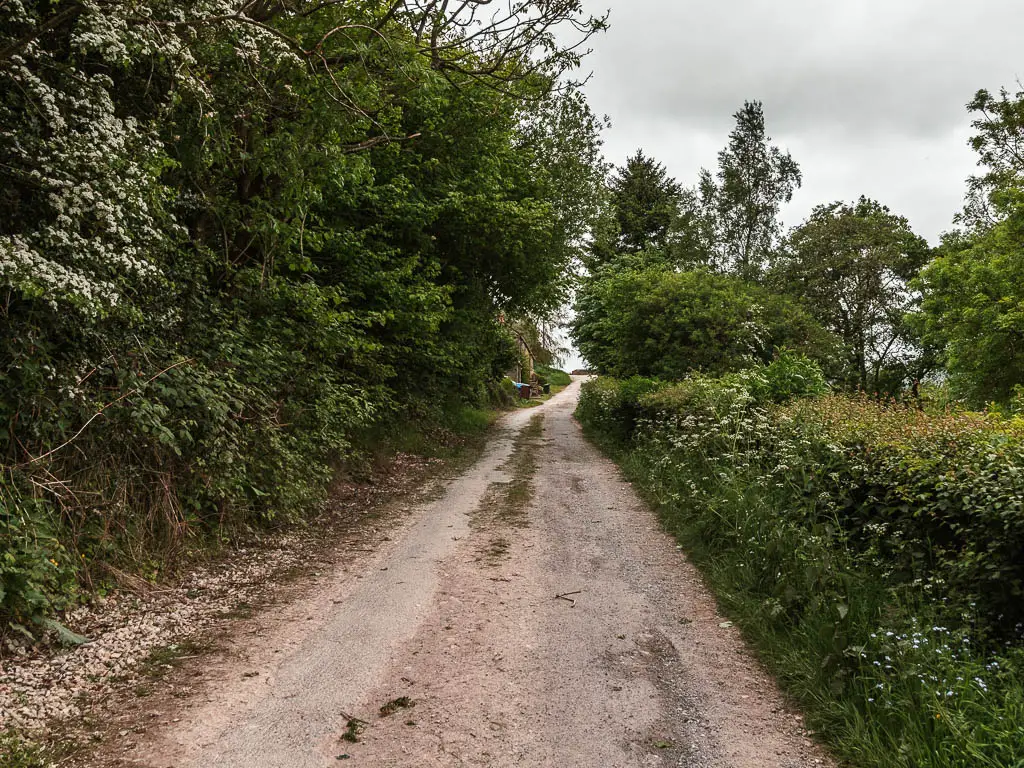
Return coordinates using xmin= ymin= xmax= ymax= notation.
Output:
xmin=749 ymin=349 xmax=829 ymax=404
xmin=961 ymin=86 xmax=1024 ymax=228
xmin=774 ymin=197 xmax=933 ymax=393
xmin=914 ymin=87 xmax=1024 ymax=407
xmin=915 ymin=220 xmax=1024 ymax=407
xmin=573 ymin=105 xmax=843 ymax=387
xmin=534 ymin=365 xmax=571 ymax=388
xmin=0 ymin=731 xmax=53 ymax=768
xmin=606 ymin=151 xmax=683 ymax=255
xmin=572 ymin=267 xmax=836 ymax=379
xmin=0 ymin=489 xmax=78 ymax=624
xmin=688 ymin=101 xmax=802 ymax=279
xmin=494 ymin=378 xmax=519 ymax=408
xmin=573 ymin=376 xmax=662 ymax=448
xmin=0 ymin=2 xmax=605 ymax=626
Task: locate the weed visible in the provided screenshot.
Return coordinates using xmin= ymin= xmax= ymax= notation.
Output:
xmin=139 ymin=640 xmax=208 ymax=680
xmin=0 ymin=730 xmax=79 ymax=768
xmin=481 ymin=536 xmax=511 ymax=560
xmin=0 ymin=733 xmax=50 ymax=768
xmin=341 ymin=718 xmax=366 ymax=743
xmin=379 ymin=697 xmax=415 ymax=717
xmin=472 ymin=415 xmax=544 ymax=534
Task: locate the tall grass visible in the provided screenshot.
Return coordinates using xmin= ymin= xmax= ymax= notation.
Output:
xmin=534 ymin=364 xmax=572 ymax=388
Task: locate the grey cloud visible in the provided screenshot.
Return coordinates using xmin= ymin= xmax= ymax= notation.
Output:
xmin=577 ymin=0 xmax=1024 ymax=242
xmin=586 ymin=0 xmax=1022 ymax=139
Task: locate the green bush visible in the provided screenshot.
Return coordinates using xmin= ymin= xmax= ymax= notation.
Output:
xmin=572 ymin=267 xmax=838 ymax=378
xmin=0 ymin=486 xmax=78 ymax=627
xmin=489 ymin=377 xmax=519 ymax=408
xmin=575 ymin=376 xmax=662 ymax=448
xmin=776 ymin=397 xmax=1024 ymax=631
xmin=535 ymin=364 xmax=572 ymax=387
xmin=580 ymin=373 xmax=1024 ymax=766
xmin=749 ymin=349 xmax=829 ymax=404
xmin=0 ymin=731 xmax=51 ymax=768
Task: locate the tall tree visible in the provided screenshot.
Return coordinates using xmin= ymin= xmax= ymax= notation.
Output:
xmin=607 ymin=150 xmax=683 ymax=255
xmin=775 ymin=197 xmax=931 ymax=392
xmin=915 ymin=86 xmax=1024 ymax=406
xmin=0 ymin=0 xmax=609 ymax=623
xmin=690 ymin=101 xmax=801 ymax=279
xmin=959 ymin=87 xmax=1024 ymax=229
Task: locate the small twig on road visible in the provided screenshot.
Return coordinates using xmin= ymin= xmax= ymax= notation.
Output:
xmin=555 ymin=590 xmax=582 ymax=608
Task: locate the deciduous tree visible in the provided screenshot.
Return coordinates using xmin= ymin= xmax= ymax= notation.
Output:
xmin=688 ymin=101 xmax=801 ymax=279
xmin=572 ymin=267 xmax=834 ymax=379
xmin=774 ymin=197 xmax=931 ymax=392
xmin=916 ymin=86 xmax=1024 ymax=405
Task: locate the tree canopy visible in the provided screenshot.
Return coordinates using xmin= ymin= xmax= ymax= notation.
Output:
xmin=689 ymin=101 xmax=802 ymax=279
xmin=914 ymin=86 xmax=1024 ymax=406
xmin=774 ymin=197 xmax=932 ymax=392
xmin=0 ymin=0 xmax=609 ymax=622
xmin=572 ymin=267 xmax=835 ymax=379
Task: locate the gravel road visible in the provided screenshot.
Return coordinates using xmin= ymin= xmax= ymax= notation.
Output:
xmin=135 ymin=379 xmax=833 ymax=768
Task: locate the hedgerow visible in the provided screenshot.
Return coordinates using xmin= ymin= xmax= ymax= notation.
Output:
xmin=576 ymin=368 xmax=1024 ymax=767
xmin=0 ymin=2 xmax=607 ymax=638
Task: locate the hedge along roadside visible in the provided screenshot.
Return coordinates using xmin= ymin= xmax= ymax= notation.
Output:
xmin=576 ymin=367 xmax=1024 ymax=768
xmin=0 ymin=2 xmax=609 ymax=639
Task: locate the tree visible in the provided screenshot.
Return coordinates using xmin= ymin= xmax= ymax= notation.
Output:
xmin=915 ymin=86 xmax=1024 ymax=406
xmin=600 ymin=151 xmax=683 ymax=257
xmin=959 ymin=87 xmax=1024 ymax=229
xmin=774 ymin=198 xmax=931 ymax=392
xmin=571 ymin=267 xmax=835 ymax=379
xmin=915 ymin=221 xmax=1024 ymax=405
xmin=515 ymin=86 xmax=610 ymax=313
xmin=0 ymin=0 xmax=610 ymax=622
xmin=688 ymin=101 xmax=801 ymax=279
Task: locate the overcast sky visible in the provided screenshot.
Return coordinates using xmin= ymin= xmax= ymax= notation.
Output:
xmin=558 ymin=0 xmax=1023 ymax=371
xmin=577 ymin=0 xmax=1023 ymax=245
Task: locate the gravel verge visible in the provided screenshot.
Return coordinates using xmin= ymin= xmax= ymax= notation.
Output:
xmin=0 ymin=450 xmax=458 ymax=761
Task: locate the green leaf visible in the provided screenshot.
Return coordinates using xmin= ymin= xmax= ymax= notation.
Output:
xmin=36 ymin=617 xmax=91 ymax=647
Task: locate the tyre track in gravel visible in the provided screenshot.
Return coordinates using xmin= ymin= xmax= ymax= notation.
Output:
xmin=131 ymin=379 xmax=834 ymax=768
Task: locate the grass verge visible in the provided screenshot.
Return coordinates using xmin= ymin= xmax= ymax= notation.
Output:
xmin=576 ymin=378 xmax=1024 ymax=768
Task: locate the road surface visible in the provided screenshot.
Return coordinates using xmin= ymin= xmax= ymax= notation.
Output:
xmin=136 ymin=379 xmax=831 ymax=768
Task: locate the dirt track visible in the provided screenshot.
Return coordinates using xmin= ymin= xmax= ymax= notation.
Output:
xmin=129 ymin=379 xmax=833 ymax=768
